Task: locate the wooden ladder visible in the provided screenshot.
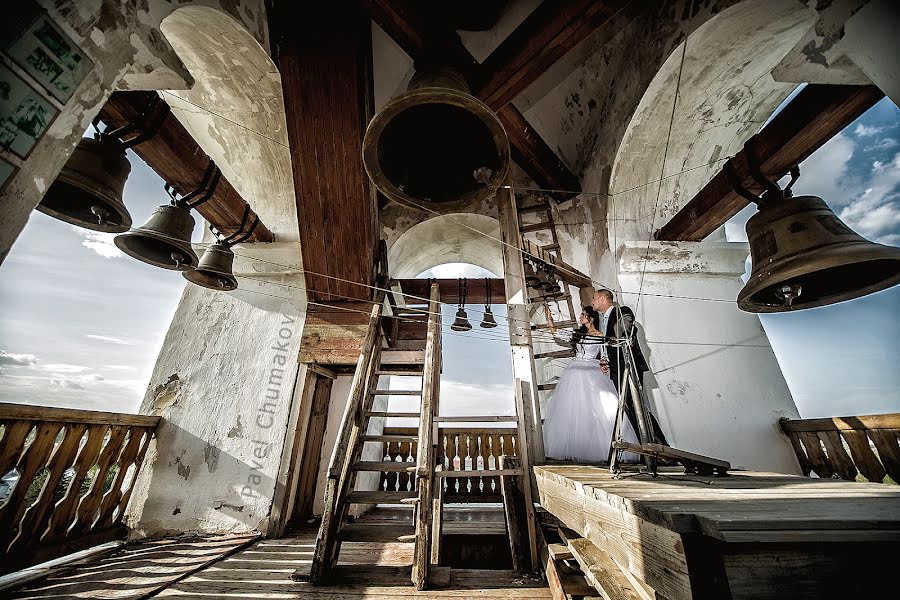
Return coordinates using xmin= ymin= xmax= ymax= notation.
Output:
xmin=516 ymin=195 xmax=578 ymax=395
xmin=306 ymin=284 xmax=442 ymax=589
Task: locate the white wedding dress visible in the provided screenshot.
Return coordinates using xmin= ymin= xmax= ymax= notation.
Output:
xmin=543 ymin=329 xmax=639 ymax=462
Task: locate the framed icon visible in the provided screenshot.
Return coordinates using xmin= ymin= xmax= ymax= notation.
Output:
xmin=2 ymin=2 xmax=93 ymax=104
xmin=0 ymin=64 xmax=60 ymax=159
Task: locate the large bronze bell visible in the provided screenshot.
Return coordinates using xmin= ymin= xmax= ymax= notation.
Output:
xmin=37 ymin=137 xmax=133 ymax=232
xmin=363 ymin=67 xmax=510 ymax=210
xmin=114 ymin=204 xmax=198 ymax=270
xmin=183 ymin=243 xmax=237 ymax=291
xmin=739 ymin=195 xmax=900 ymax=312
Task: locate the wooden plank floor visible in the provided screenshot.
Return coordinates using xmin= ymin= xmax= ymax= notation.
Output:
xmin=534 ymin=464 xmax=900 ymax=540
xmin=156 ymin=530 xmax=550 ymax=598
xmin=8 ymin=534 xmax=256 ymax=599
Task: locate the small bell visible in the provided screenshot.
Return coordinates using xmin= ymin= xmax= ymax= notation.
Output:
xmin=183 ymin=243 xmax=238 ymax=291
xmin=38 ymin=137 xmax=133 ymax=232
xmin=114 ymin=203 xmax=198 ymax=270
xmin=451 ymin=307 xmax=472 ymax=331
xmin=480 ymin=306 xmax=498 ymax=328
xmin=739 ymin=195 xmax=900 ymax=312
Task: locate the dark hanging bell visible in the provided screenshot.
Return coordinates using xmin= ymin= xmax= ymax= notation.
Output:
xmin=183 ymin=243 xmax=238 ymax=291
xmin=114 ymin=204 xmax=198 ymax=270
xmin=480 ymin=306 xmax=498 ymax=328
xmin=451 ymin=307 xmax=472 ymax=331
xmin=37 ymin=137 xmax=133 ymax=232
xmin=363 ymin=66 xmax=510 ymax=210
xmin=739 ymin=195 xmax=900 ymax=312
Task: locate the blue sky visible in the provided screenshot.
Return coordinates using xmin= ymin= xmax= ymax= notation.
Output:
xmin=1 ymin=99 xmax=898 ymax=421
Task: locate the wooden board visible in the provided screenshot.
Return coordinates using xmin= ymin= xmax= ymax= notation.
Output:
xmin=299 ymin=302 xmax=373 ymax=365
xmin=559 ymin=530 xmax=642 ymax=600
xmin=7 ymin=535 xmax=257 ymax=599
xmin=276 ymin=3 xmax=376 ymax=301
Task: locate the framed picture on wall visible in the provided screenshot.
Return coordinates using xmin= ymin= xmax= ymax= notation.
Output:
xmin=1 ymin=2 xmax=93 ymax=104
xmin=0 ymin=64 xmax=59 ymax=159
xmin=0 ymin=155 xmax=16 ymax=192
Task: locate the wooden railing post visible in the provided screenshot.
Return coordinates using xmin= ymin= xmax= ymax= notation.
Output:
xmin=0 ymin=403 xmax=159 ymax=572
xmin=780 ymin=413 xmax=900 ymax=483
xmin=412 ymin=283 xmax=440 ymax=589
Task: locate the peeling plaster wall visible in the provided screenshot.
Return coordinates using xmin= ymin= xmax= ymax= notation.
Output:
xmin=126 ymin=266 xmax=307 ymax=537
xmin=617 ymin=241 xmax=800 ymax=473
xmin=0 ymin=0 xmax=270 ymax=263
xmin=383 ymin=204 xmax=503 ymax=278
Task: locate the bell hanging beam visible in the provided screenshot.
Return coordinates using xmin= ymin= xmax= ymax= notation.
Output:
xmin=98 ymin=91 xmax=274 ymax=244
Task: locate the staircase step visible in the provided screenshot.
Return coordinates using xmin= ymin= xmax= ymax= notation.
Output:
xmin=542 ymin=243 xmax=561 ymax=251
xmin=520 ymin=221 xmax=553 ymax=233
xmin=380 ymin=350 xmax=425 ymax=365
xmin=517 ymin=202 xmax=550 ymax=215
xmin=538 ymin=383 xmax=558 ymax=391
xmin=366 ymin=411 xmax=420 ymax=419
xmin=339 ymin=523 xmax=416 ymax=543
xmin=533 ymin=320 xmax=575 ymax=330
xmin=371 ymin=389 xmax=422 ymax=396
xmin=353 ymin=461 xmax=417 ymax=472
xmin=346 ymin=491 xmax=417 ymax=504
xmin=362 ymin=434 xmax=419 ymax=443
xmin=535 ymin=349 xmax=576 ymax=359
xmin=376 ymin=370 xmax=423 ymax=376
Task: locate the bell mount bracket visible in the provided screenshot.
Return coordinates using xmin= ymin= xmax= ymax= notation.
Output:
xmin=209 ymin=203 xmax=260 ymax=247
xmin=164 ymin=157 xmax=222 ymax=211
xmin=725 ymin=137 xmax=800 ymax=208
xmin=92 ymin=93 xmax=170 ymax=149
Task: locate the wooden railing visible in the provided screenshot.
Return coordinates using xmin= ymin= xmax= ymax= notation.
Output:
xmin=378 ymin=427 xmax=519 ymax=502
xmin=0 ymin=403 xmax=160 ymax=571
xmin=780 ymin=413 xmax=900 ymax=483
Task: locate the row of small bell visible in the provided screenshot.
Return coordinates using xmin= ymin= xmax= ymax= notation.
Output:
xmin=38 ymin=136 xmax=239 ymax=291
xmin=523 ymin=261 xmax=561 ymax=296
xmin=450 ymin=305 xmax=499 ymax=331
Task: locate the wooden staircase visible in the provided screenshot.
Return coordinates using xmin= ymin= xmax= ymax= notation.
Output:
xmin=305 ymin=284 xmax=442 ymax=589
xmin=516 ymin=195 xmax=578 ymax=396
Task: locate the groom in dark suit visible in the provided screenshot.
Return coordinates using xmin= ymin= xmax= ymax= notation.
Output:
xmin=591 ymin=289 xmax=668 ymax=445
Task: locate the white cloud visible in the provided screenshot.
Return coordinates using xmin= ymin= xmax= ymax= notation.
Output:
xmin=866 ymin=138 xmax=897 ymax=152
xmin=71 ymin=227 xmax=124 ymax=259
xmin=854 ymin=124 xmax=884 ymax=137
xmin=85 ymin=334 xmax=135 ymax=346
xmin=104 ymin=364 xmax=138 ymax=371
xmin=40 ymin=363 xmax=90 ymax=374
xmin=50 ymin=378 xmax=85 ymax=390
xmin=838 ymin=152 xmax=900 ymax=244
xmin=0 ymin=351 xmax=37 ymax=367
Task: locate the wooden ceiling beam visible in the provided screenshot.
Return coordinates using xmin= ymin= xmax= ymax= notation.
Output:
xmin=475 ymin=0 xmax=628 ymax=111
xmin=361 ymin=0 xmax=581 ymax=198
xmin=275 ymin=4 xmax=377 ymax=302
xmin=393 ymin=278 xmax=505 ymax=306
xmin=655 ymin=84 xmax=884 ymax=242
xmin=99 ymin=91 xmax=274 ymax=243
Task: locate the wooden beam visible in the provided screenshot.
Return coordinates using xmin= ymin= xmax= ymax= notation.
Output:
xmin=475 ymin=0 xmax=628 ymax=110
xmin=656 ymin=84 xmax=884 ymax=241
xmin=361 ymin=0 xmax=581 ymax=198
xmin=99 ymin=92 xmax=274 ymax=243
xmin=276 ymin=4 xmax=377 ymax=301
xmin=780 ymin=413 xmax=900 ymax=433
xmin=393 ymin=278 xmax=505 ymax=305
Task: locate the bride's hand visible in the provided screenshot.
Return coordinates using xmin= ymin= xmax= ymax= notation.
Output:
xmin=599 ymin=359 xmax=610 ymax=374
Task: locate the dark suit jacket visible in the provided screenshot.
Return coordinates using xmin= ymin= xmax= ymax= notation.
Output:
xmin=603 ymin=305 xmax=648 ymax=390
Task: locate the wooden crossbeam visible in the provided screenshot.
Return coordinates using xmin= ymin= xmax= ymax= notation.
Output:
xmin=475 ymin=0 xmax=628 ymax=110
xmin=656 ymin=84 xmax=884 ymax=241
xmin=392 ymin=278 xmax=505 ymax=306
xmin=361 ymin=0 xmax=581 ymax=198
xmin=99 ymin=92 xmax=274 ymax=243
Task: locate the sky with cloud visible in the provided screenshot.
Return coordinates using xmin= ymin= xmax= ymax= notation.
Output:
xmin=1 ymin=97 xmax=897 ymax=422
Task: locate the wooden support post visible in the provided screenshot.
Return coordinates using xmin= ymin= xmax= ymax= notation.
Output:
xmin=498 ymin=182 xmax=545 ymax=462
xmin=500 ymin=455 xmax=528 ymax=573
xmin=412 ymin=283 xmax=440 ymax=589
xmin=431 ymin=465 xmax=443 ymax=566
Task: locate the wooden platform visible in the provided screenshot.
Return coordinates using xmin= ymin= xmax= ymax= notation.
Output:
xmin=534 ymin=464 xmax=900 ymax=599
xmin=7 ymin=529 xmax=551 ymax=598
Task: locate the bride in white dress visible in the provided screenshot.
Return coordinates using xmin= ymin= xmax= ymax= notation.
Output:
xmin=542 ymin=304 xmax=639 ymax=462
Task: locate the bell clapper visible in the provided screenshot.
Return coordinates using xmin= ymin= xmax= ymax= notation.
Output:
xmin=473 ymin=167 xmax=493 ymax=185
xmin=90 ymin=204 xmax=112 ymax=225
xmin=776 ymin=283 xmax=802 ymax=307
xmin=171 ymin=252 xmax=185 ymax=269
